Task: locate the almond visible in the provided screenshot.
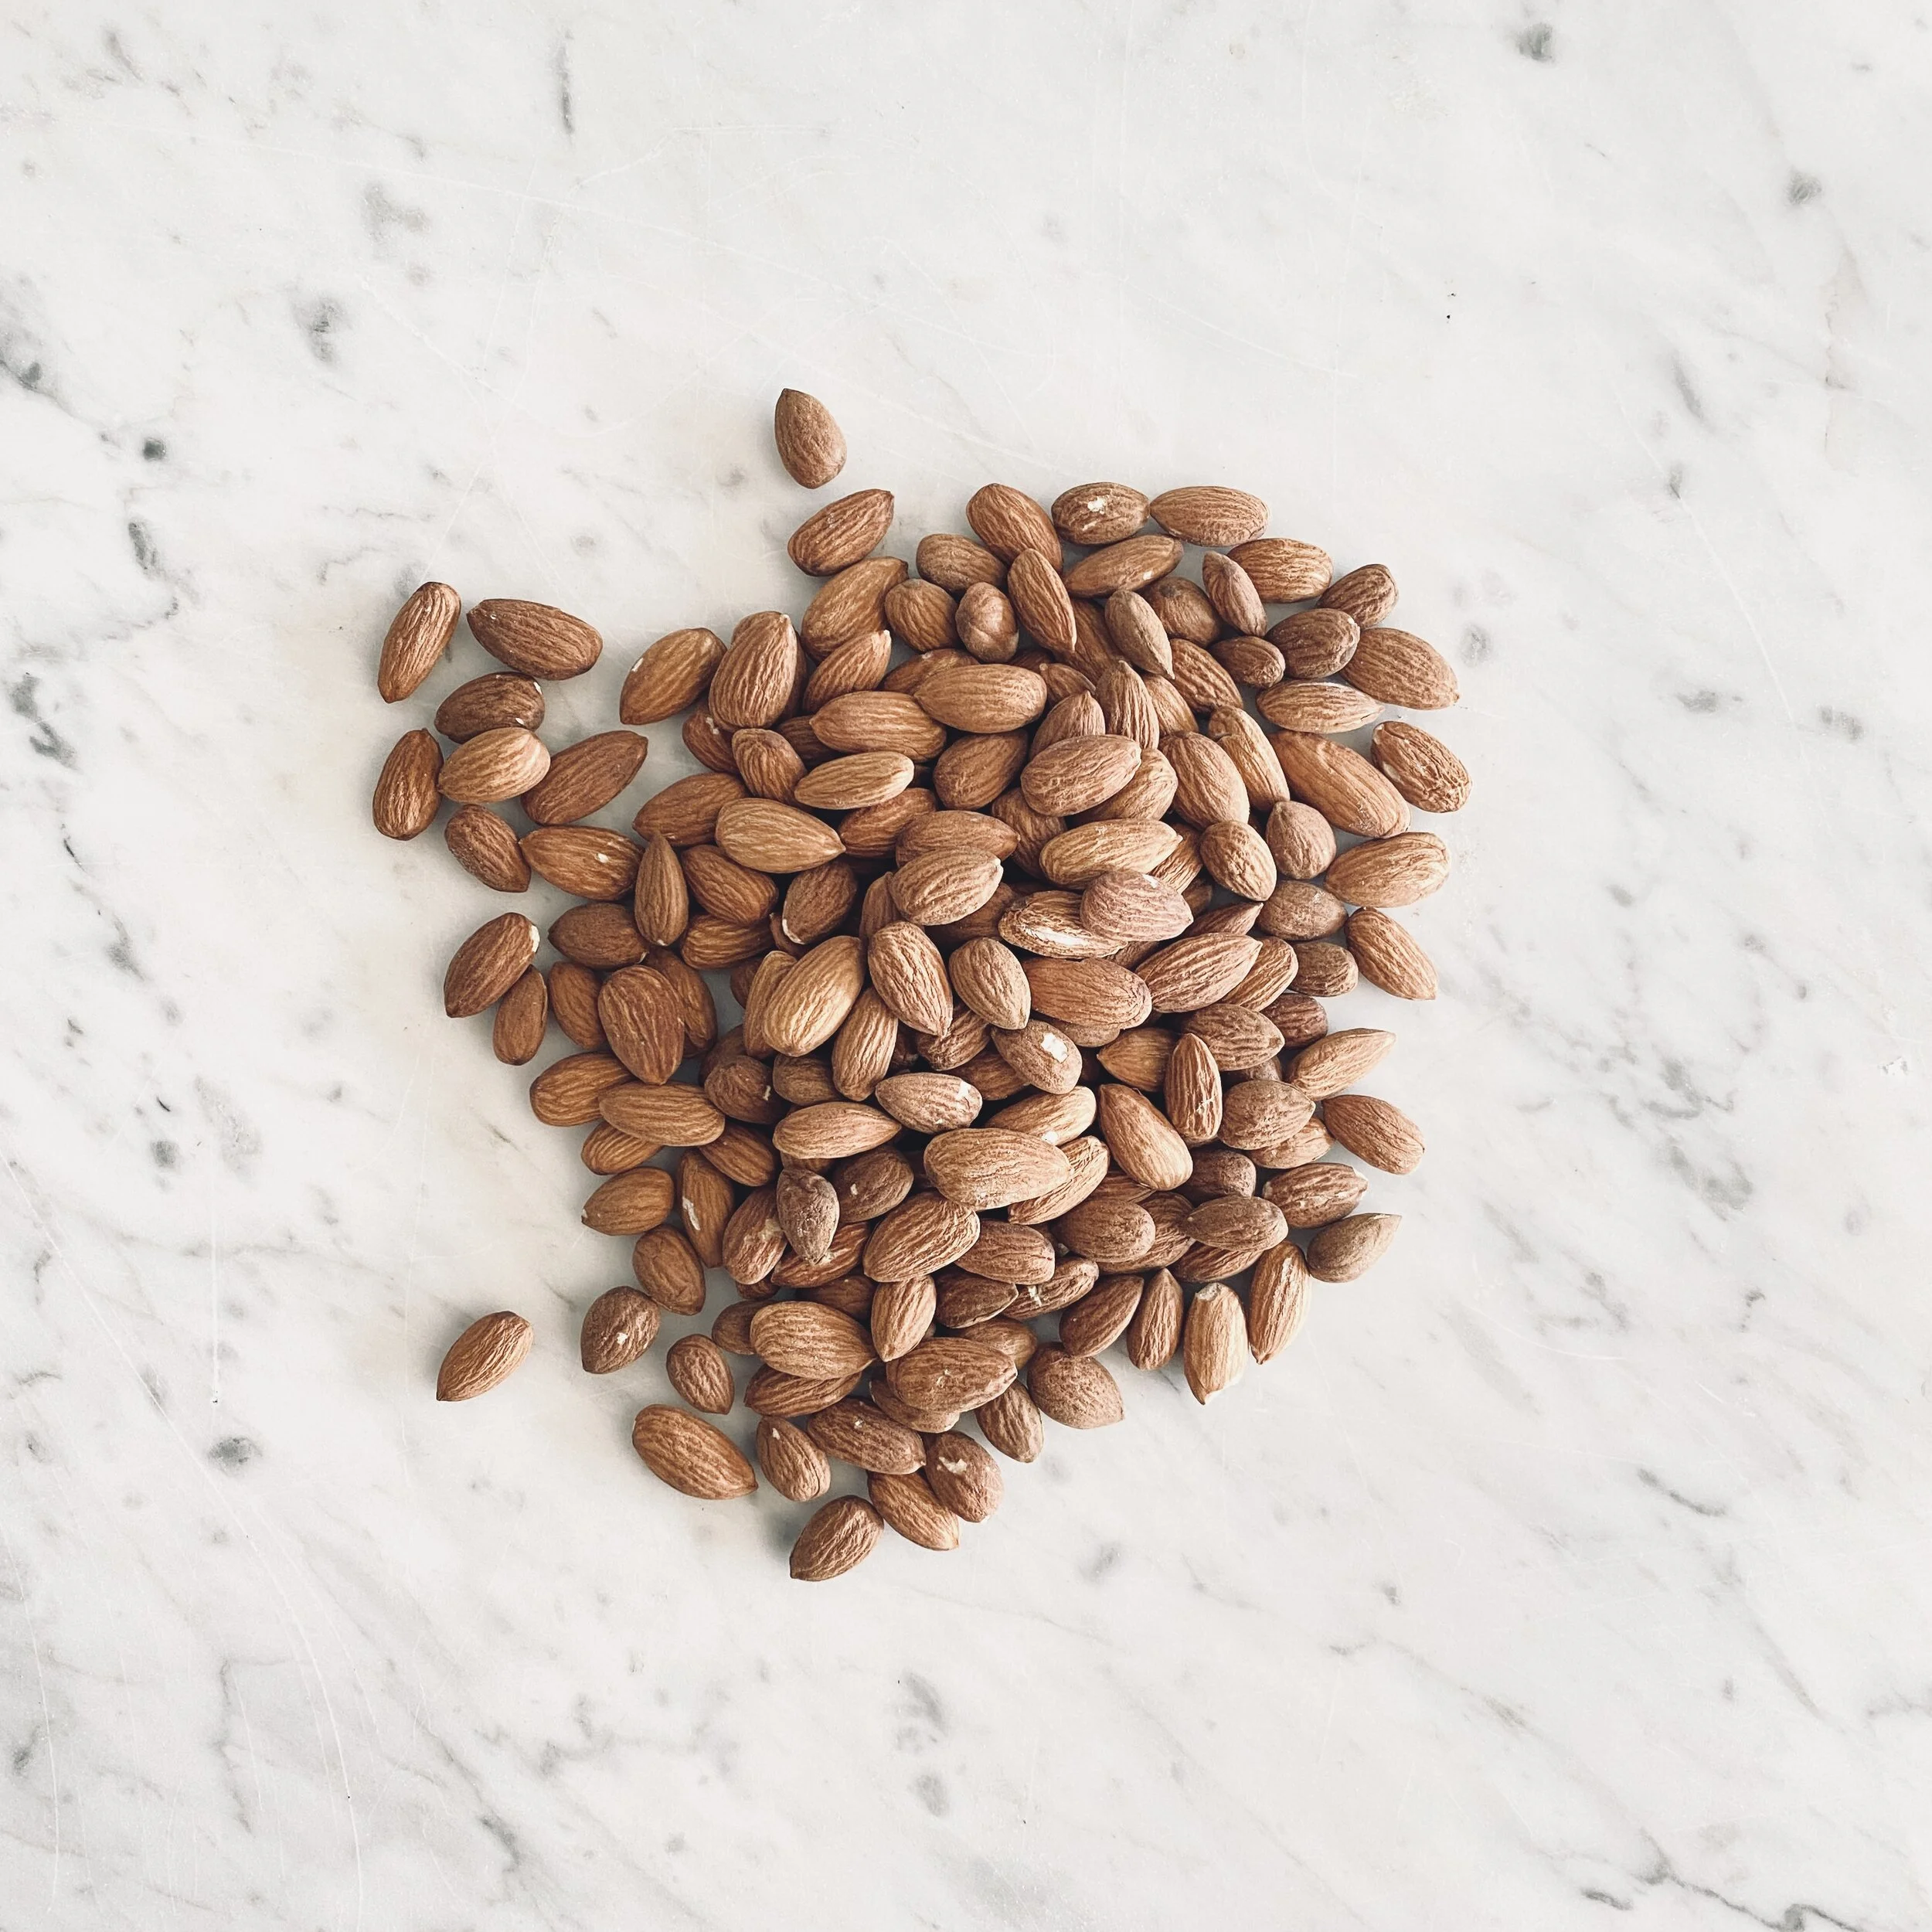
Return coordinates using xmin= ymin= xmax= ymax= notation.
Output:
xmin=774 ymin=1167 xmax=840 ymax=1264
xmin=1327 ymin=832 xmax=1451 ymax=910
xmin=976 ymin=1380 xmax=1046 ymax=1460
xmin=529 ymin=1051 xmax=631 ymax=1126
xmin=1247 ymin=1238 xmax=1311 ymax=1361
xmin=1289 ymin=1028 xmax=1394 ymax=1098
xmin=1163 ymin=1032 xmax=1223 ymax=1145
xmin=1164 ymin=736 xmax=1249 ymax=831
xmin=376 ymin=581 xmax=461 ymax=701
xmin=747 ymin=1366 xmax=866 ymax=1417
xmin=806 ymin=628 xmax=894 ymax=709
xmin=1022 ymin=957 xmax=1151 ymax=1031
xmin=869 ymin=1274 xmax=938 ymax=1361
xmin=750 ymin=1302 xmax=876 ymax=1380
xmin=1072 ymin=871 xmax=1187 ymax=946
xmin=966 ymin=484 xmax=1062 ymax=566
xmin=550 ymin=901 xmax=645 ymax=969
xmin=1229 ymin=537 xmax=1332 ymax=602
xmin=1305 ymin=1213 xmax=1398 ymax=1282
xmin=1257 ymin=680 xmax=1382 ymax=734
xmin=1062 ymin=533 xmax=1184 ymax=599
xmin=1123 ymin=1266 xmax=1183 ymax=1369
xmin=1270 ymin=731 xmax=1408 ymax=838
xmin=1007 ymin=547 xmax=1077 ymax=653
xmin=436 ymin=672 xmax=544 ymax=740
xmin=1186 ymin=1193 xmax=1286 ymax=1252
xmin=756 ymin=1416 xmax=832 ymax=1502
xmin=438 ymin=726 xmax=550 ymax=804
xmin=580 ymin=1287 xmax=661 ymax=1372
xmin=1104 ymin=588 xmax=1175 ymax=677
xmin=702 ymin=611 xmax=795 ymax=729
xmin=831 ymin=988 xmax=899 ymax=1100
xmin=492 ymin=968 xmax=549 ymax=1065
xmin=773 ymin=388 xmax=846 ymax=488
xmin=1039 ymin=819 xmax=1182 ymax=886
xmin=788 ymin=488 xmax=894 ymax=575
xmin=883 ymin=580 xmax=957 ymax=653
xmin=790 ymin=1496 xmax=883 ymax=1580
xmin=892 ymin=851 xmax=1004 ymax=927
xmin=582 ymin=1167 xmax=679 ymax=1240
xmin=631 ymin=1405 xmax=756 ymax=1498
xmin=1022 ymin=733 xmax=1142 ymax=815
xmin=1058 ymin=1273 xmax=1144 ymax=1356
xmin=1215 ymin=634 xmax=1286 ymax=687
xmin=598 ymin=1081 xmax=726 ymax=1148
xmin=886 ymin=1336 xmax=1015 ymax=1412
xmin=664 ymin=1335 xmax=734 ymax=1414
xmin=1182 ymin=1004 xmax=1284 ymax=1071
xmin=1346 ymin=908 xmax=1437 ymax=1001
xmin=869 ymin=1471 xmax=961 ymax=1551
xmin=812 ymin=690 xmax=948 ymax=758
xmin=1196 ymin=550 xmax=1266 ymax=634
xmin=1136 ymin=934 xmax=1261 ymax=1013
xmin=444 ymin=913 xmax=540 ymax=1018
xmin=713 ymin=797 xmax=845 ymax=874
xmin=924 ymin=1129 xmax=1073 ymax=1211
xmin=624 ymin=777 xmax=741 ymax=855
xmin=1257 ymin=879 xmax=1346 ymax=940
xmin=1148 ymin=485 xmax=1267 ymax=546
xmin=522 ymin=825 xmax=641 ymax=899
xmin=1028 ymin=1347 xmax=1124 ymax=1427
xmin=763 ymin=935 xmax=865 ymax=1056
xmin=916 ymin=663 xmax=1048 ymax=733
xmin=875 ymin=1072 xmax=982 ymax=1133
xmin=864 ymin=1191 xmax=983 ymax=1279
xmin=1291 ymin=940 xmax=1358 ymax=998
xmin=522 ymin=730 xmax=648 ymax=825
xmin=1182 ymin=1283 xmax=1247 ymax=1402
xmin=947 ymin=937 xmax=1032 ymax=1029
xmin=434 ymin=1310 xmax=533 ymax=1401
xmin=617 ymin=628 xmax=724 ymax=725
xmin=916 ymin=531 xmax=1006 ymax=590
xmin=1269 ymin=607 xmax=1359 ymax=680
xmin=1371 ymin=721 xmax=1470 ymax=813
xmin=1206 ymin=706 xmax=1291 ymax=808
xmin=1051 ymin=481 xmax=1148 ymax=545
xmin=1219 ymin=1079 xmax=1315 ymax=1151
xmin=1323 ymin=1093 xmax=1423 ymax=1174
xmin=1343 ymin=627 xmax=1458 ymax=708
xmin=597 ymin=965 xmax=685 ymax=1083
xmin=1263 ymin=1162 xmax=1368 ymax=1229
xmin=1094 ymin=1086 xmax=1192 ymax=1189
xmin=372 ymin=729 xmax=443 ymax=839
xmin=468 ymin=598 xmax=602 ymax=679
xmin=803 ymin=1399 xmax=926 ymax=1474
xmin=631 ymin=834 xmax=690 ymax=947
xmin=924 ymin=1430 xmax=1003 ymax=1519
xmin=683 ymin=845 xmax=778 ymax=925
xmin=772 ymin=1100 xmax=902 ymax=1162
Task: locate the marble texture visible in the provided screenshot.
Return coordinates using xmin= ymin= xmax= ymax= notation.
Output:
xmin=3 ymin=2 xmax=1930 ymax=1926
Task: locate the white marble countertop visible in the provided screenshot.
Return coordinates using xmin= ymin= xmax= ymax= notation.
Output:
xmin=5 ymin=4 xmax=1930 ymax=1927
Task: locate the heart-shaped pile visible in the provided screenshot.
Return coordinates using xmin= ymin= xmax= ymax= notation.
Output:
xmin=372 ymin=391 xmax=1468 ymax=1580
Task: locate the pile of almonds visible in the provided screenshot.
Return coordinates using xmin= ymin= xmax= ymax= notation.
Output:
xmin=373 ymin=389 xmax=1468 ymax=1581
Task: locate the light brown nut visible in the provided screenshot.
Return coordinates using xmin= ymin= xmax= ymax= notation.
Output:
xmin=1148 ymin=485 xmax=1267 ymax=546
xmin=1052 ymin=481 xmax=1148 ymax=546
xmin=376 ymin=582 xmax=461 ymax=702
xmin=773 ymin=388 xmax=846 ymax=488
xmin=468 ymin=599 xmax=602 ymax=679
xmin=631 ymin=1405 xmax=756 ymax=1498
xmin=436 ymin=1311 xmax=533 ymax=1401
xmin=580 ymin=1286 xmax=661 ymax=1373
xmin=790 ymin=1496 xmax=883 ymax=1580
xmin=1028 ymin=1348 xmax=1124 ymax=1427
xmin=788 ymin=488 xmax=894 ymax=575
xmin=1182 ymin=1283 xmax=1247 ymax=1402
xmin=1342 ymin=628 xmax=1459 ymax=709
xmin=436 ymin=672 xmax=544 ymax=740
xmin=665 ymin=1334 xmax=735 ymax=1414
xmin=438 ymin=727 xmax=549 ymax=805
xmin=372 ymin=729 xmax=444 ymax=840
xmin=1346 ymin=908 xmax=1437 ymax=1000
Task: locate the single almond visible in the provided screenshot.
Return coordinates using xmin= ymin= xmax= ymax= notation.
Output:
xmin=773 ymin=387 xmax=846 ymax=488
xmin=788 ymin=488 xmax=894 ymax=575
xmin=1305 ymin=1213 xmax=1398 ymax=1282
xmin=1148 ymin=485 xmax=1268 ymax=546
xmin=436 ymin=672 xmax=545 ymax=740
xmin=522 ymin=730 xmax=648 ymax=825
xmin=1052 ymin=481 xmax=1149 ymax=546
xmin=1062 ymin=533 xmax=1184 ymax=599
xmin=886 ymin=1336 xmax=1015 ymax=1412
xmin=372 ymin=729 xmax=443 ymax=839
xmin=863 ymin=1191 xmax=983 ymax=1280
xmin=868 ymin=1471 xmax=961 ymax=1551
xmin=435 ymin=1310 xmax=533 ymax=1401
xmin=1257 ymin=680 xmax=1382 ymax=734
xmin=1342 ymin=627 xmax=1459 ymax=708
xmin=757 ymin=1416 xmax=832 ymax=1502
xmin=924 ymin=1430 xmax=1003 ymax=1519
xmin=549 ymin=901 xmax=645 ymax=969
xmin=598 ymin=1081 xmax=726 ymax=1148
xmin=801 ymin=557 xmax=907 ymax=652
xmin=750 ymin=1301 xmax=876 ymax=1379
xmin=665 ymin=1335 xmax=734 ymax=1414
xmin=1094 ymin=1086 xmax=1193 ymax=1189
xmin=443 ymin=913 xmax=540 ymax=1018
xmin=772 ymin=1100 xmax=903 ymax=1162
xmin=529 ymin=1051 xmax=631 ymax=1126
xmin=713 ymin=797 xmax=845 ymax=874
xmin=1219 ymin=1079 xmax=1316 ymax=1151
xmin=580 ymin=1286 xmax=661 ymax=1373
xmin=468 ymin=598 xmax=602 ymax=679
xmin=976 ymin=1381 xmax=1046 ymax=1460
xmin=438 ymin=726 xmax=550 ymax=804
xmin=631 ymin=1405 xmax=756 ymax=1498
xmin=790 ymin=1496 xmax=883 ymax=1580
xmin=811 ymin=690 xmax=948 ymax=758
xmin=1229 ymin=537 xmax=1333 ymax=602
xmin=618 ymin=628 xmax=726 ymax=725
xmin=1021 ymin=734 xmax=1143 ymax=815
xmin=1325 ymin=832 xmax=1451 ymax=909
xmin=1346 ymin=908 xmax=1437 ymax=1001
xmin=1200 ymin=550 xmax=1268 ymax=634
xmin=1264 ymin=1162 xmax=1369 ymax=1229
xmin=966 ymin=484 xmax=1062 ymax=566
xmin=1270 ymin=731 xmax=1409 ymax=839
xmin=1028 ymin=1347 xmax=1124 ymax=1427
xmin=794 ymin=750 xmax=914 ymax=811
xmin=1270 ymin=607 xmax=1360 ymax=679
xmin=1322 ymin=1093 xmax=1424 ymax=1174
xmin=803 ymin=1399 xmax=926 ymax=1474
xmin=1371 ymin=720 xmax=1470 ymax=813
xmin=1182 ymin=1283 xmax=1247 ymax=1402
xmin=923 ymin=1129 xmax=1073 ymax=1212
xmin=492 ymin=968 xmax=549 ymax=1065
xmin=377 ymin=581 xmax=461 ymax=701
xmin=915 ymin=662 xmax=1049 ymax=733
xmin=522 ymin=825 xmax=641 ymax=899
xmin=632 ymin=771 xmax=747 ymax=848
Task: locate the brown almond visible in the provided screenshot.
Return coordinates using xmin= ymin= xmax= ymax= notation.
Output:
xmin=869 ymin=1273 xmax=937 ymax=1362
xmin=1039 ymin=819 xmax=1182 ymax=886
xmin=1163 ymin=1032 xmax=1224 ymax=1145
xmin=632 ymin=834 xmax=690 ymax=947
xmin=1305 ymin=1213 xmax=1398 ymax=1282
xmin=1270 ymin=607 xmax=1360 ymax=679
xmin=1201 ymin=551 xmax=1268 ymax=634
xmin=596 ymin=965 xmax=685 ymax=1084
xmin=863 ymin=1191 xmax=983 ymax=1280
xmin=438 ymin=726 xmax=550 ymax=804
xmin=790 ymin=1496 xmax=883 ymax=1580
xmin=1182 ymin=1283 xmax=1247 ymax=1402
xmin=1257 ymin=680 xmax=1382 ymax=735
xmin=1136 ymin=934 xmax=1262 ymax=1014
xmin=1059 ymin=1273 xmax=1144 ymax=1356
xmin=773 ymin=1101 xmax=902 ymax=1162
xmin=947 ymin=937 xmax=1032 ymax=1030
xmin=468 ymin=598 xmax=601 ymax=679
xmin=1343 ymin=627 xmax=1459 ymax=709
xmin=1148 ymin=485 xmax=1268 ymax=546
xmin=631 ymin=1405 xmax=755 ymax=1498
xmin=1322 ymin=1093 xmax=1423 ymax=1175
xmin=924 ymin=1430 xmax=1002 ymax=1520
xmin=892 ymin=851 xmax=1005 ymax=927
xmin=1321 ymin=562 xmax=1397 ymax=626
xmin=1290 ymin=1028 xmax=1395 ymax=1099
xmin=1247 ymin=1238 xmax=1311 ymax=1361
xmin=711 ymin=798 xmax=845 ymax=875
xmin=1372 ymin=721 xmax=1470 ymax=813
xmin=923 ymin=1129 xmax=1073 ymax=1212
xmin=492 ymin=968 xmax=549 ymax=1065
xmin=875 ymin=1073 xmax=982 ymax=1134
xmin=444 ymin=913 xmax=540 ymax=1018
xmin=665 ymin=1334 xmax=735 ymax=1415
xmin=811 ymin=691 xmax=948 ymax=759
xmin=757 ymin=1416 xmax=832 ymax=1502
xmin=436 ymin=672 xmax=544 ymax=740
xmin=916 ymin=662 xmax=1049 ymax=733
xmin=1271 ymin=731 xmax=1408 ymax=839
xmin=1326 ymin=832 xmax=1451 ymax=910
xmin=803 ymin=1399 xmax=925 ymax=1475
xmin=916 ymin=532 xmax=1006 ymax=592
xmin=1062 ymin=533 xmax=1184 ymax=599
xmin=598 ymin=1081 xmax=726 ymax=1148
xmin=869 ymin=1471 xmax=961 ymax=1551
xmin=762 ymin=935 xmax=866 ymax=1056
xmin=1028 ymin=1347 xmax=1124 ymax=1427
xmin=435 ymin=1311 xmax=532 ymax=1401
xmin=1104 ymin=587 xmax=1175 ymax=678
xmin=372 ymin=729 xmax=443 ymax=839
xmin=632 ymin=771 xmax=747 ymax=848
xmin=529 ymin=1051 xmax=631 ymax=1126
xmin=1264 ymin=1162 xmax=1368 ymax=1229
xmin=1219 ymin=1078 xmax=1315 ymax=1152
xmin=788 ymin=488 xmax=894 ymax=575
xmin=1182 ymin=1003 xmax=1284 ymax=1071
xmin=376 ymin=581 xmax=461 ymax=702
xmin=1052 ymin=481 xmax=1148 ymax=545
xmin=975 ymin=1381 xmax=1046 ymax=1460
xmin=707 ymin=611 xmax=798 ymax=729
xmin=1021 ymin=734 xmax=1143 ymax=816
xmin=522 ymin=825 xmax=641 ymax=900
xmin=550 ymin=902 xmax=645 ymax=970
xmin=750 ymin=1301 xmax=876 ymax=1380
xmin=1291 ymin=940 xmax=1358 ymax=998
xmin=1008 ymin=547 xmax=1077 ymax=653
xmin=580 ymin=1286 xmax=661 ymax=1373
xmin=886 ymin=1336 xmax=1015 ymax=1413
xmin=618 ymin=628 xmax=723 ymax=726
xmin=1123 ymin=1266 xmax=1182 ymax=1369
xmin=582 ymin=1121 xmax=660 ymax=1174
xmin=1094 ymin=1085 xmax=1192 ymax=1189
xmin=1347 ymin=908 xmax=1437 ymax=1001
xmin=773 ymin=387 xmax=846 ymax=488
xmin=965 ymin=484 xmax=1062 ymax=566
xmin=519 ymin=730 xmax=648 ymax=827
xmin=1229 ymin=537 xmax=1332 ymax=602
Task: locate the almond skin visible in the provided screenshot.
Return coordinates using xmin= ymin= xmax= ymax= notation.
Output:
xmin=492 ymin=968 xmax=549 ymax=1065
xmin=620 ymin=628 xmax=725 ymax=725
xmin=757 ymin=1417 xmax=832 ymax=1502
xmin=1321 ymin=563 xmax=1398 ymax=627
xmin=436 ymin=672 xmax=545 ymax=740
xmin=1372 ymin=721 xmax=1470 ymax=813
xmin=1148 ymin=485 xmax=1268 ymax=546
xmin=1347 ymin=908 xmax=1437 ymax=1001
xmin=377 ymin=582 xmax=461 ymax=702
xmin=438 ymin=727 xmax=550 ymax=804
xmin=788 ymin=488 xmax=894 ymax=575
xmin=522 ymin=730 xmax=649 ymax=826
xmin=631 ymin=1405 xmax=756 ymax=1498
xmin=869 ymin=1471 xmax=961 ymax=1550
xmin=774 ymin=388 xmax=847 ymax=488
xmin=966 ymin=484 xmax=1063 ymax=566
xmin=923 ymin=1130 xmax=1073 ymax=1212
xmin=372 ymin=730 xmax=443 ymax=839
xmin=1229 ymin=538 xmax=1333 ymax=603
xmin=435 ymin=1310 xmax=533 ymax=1401
xmin=790 ymin=1496 xmax=883 ymax=1580
xmin=444 ymin=913 xmax=540 ymax=1019
xmin=1325 ymin=832 xmax=1451 ymax=910
xmin=709 ymin=611 xmax=801 ymax=729
xmin=1342 ymin=627 xmax=1459 ymax=708
xmin=1028 ymin=1347 xmax=1124 ymax=1427
xmin=1183 ymin=1282 xmax=1247 ymax=1402
xmin=468 ymin=598 xmax=602 ymax=679
xmin=1052 ymin=481 xmax=1148 ymax=546
xmin=1022 ymin=734 xmax=1143 ymax=815
xmin=580 ymin=1287 xmax=661 ymax=1372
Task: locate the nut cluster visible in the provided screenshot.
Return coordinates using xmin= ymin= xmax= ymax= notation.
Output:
xmin=374 ymin=389 xmax=1468 ymax=1581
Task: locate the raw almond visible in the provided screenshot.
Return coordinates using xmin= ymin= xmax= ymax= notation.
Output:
xmin=1305 ymin=1213 xmax=1398 ymax=1281
xmin=1321 ymin=562 xmax=1398 ymax=626
xmin=580 ymin=1286 xmax=661 ymax=1372
xmin=1256 ymin=680 xmax=1381 ymax=735
xmin=772 ymin=1100 xmax=902 ymax=1162
xmin=774 ymin=1167 xmax=840 ymax=1263
xmin=1028 ymin=1348 xmax=1124 ymax=1427
xmin=522 ymin=730 xmax=649 ymax=825
xmin=376 ymin=581 xmax=461 ymax=701
xmin=1148 ymin=485 xmax=1268 ymax=546
xmin=665 ymin=1334 xmax=735 ymax=1414
xmin=869 ymin=1471 xmax=961 ymax=1550
xmin=788 ymin=488 xmax=894 ymax=575
xmin=886 ymin=1336 xmax=1015 ymax=1411
xmin=976 ymin=1380 xmax=1046 ymax=1460
xmin=1198 ymin=819 xmax=1277 ymax=901
xmin=713 ymin=798 xmax=846 ymax=874
xmin=916 ymin=663 xmax=1049 ymax=733
xmin=597 ymin=965 xmax=685 ymax=1083
xmin=1322 ymin=1093 xmax=1423 ymax=1174
xmin=1325 ymin=832 xmax=1451 ymax=909
xmin=1228 ymin=537 xmax=1332 ymax=602
xmin=631 ymin=1405 xmax=756 ymax=1498
xmin=468 ymin=598 xmax=602 ymax=679
xmin=598 ymin=1081 xmax=726 ymax=1148
xmin=1346 ymin=908 xmax=1437 ymax=1001
xmin=812 ymin=690 xmax=948 ymax=758
xmin=1136 ymin=934 xmax=1262 ymax=1013
xmin=1058 ymin=1273 xmax=1144 ymax=1356
xmin=444 ymin=913 xmax=540 ymax=1018
xmin=1039 ymin=819 xmax=1182 ymax=886
xmin=1124 ymin=1266 xmax=1183 ymax=1369
xmin=1219 ymin=1079 xmax=1315 ymax=1151
xmin=1289 ymin=1028 xmax=1395 ymax=1098
xmin=492 ymin=968 xmax=549 ymax=1065
xmin=1270 ymin=732 xmax=1409 ymax=839
xmin=750 ymin=1301 xmax=876 ymax=1379
xmin=438 ymin=726 xmax=550 ymax=804
xmin=1163 ymin=1032 xmax=1223 ymax=1145
xmin=633 ymin=772 xmax=747 ymax=848
xmin=892 ymin=851 xmax=1005 ymax=926
xmin=1052 ymin=481 xmax=1148 ymax=545
xmin=924 ymin=1430 xmax=1002 ymax=1519
xmin=1372 ymin=721 xmax=1470 ymax=813
xmin=1008 ymin=548 xmax=1077 ymax=653
xmin=1182 ymin=1283 xmax=1247 ymax=1402
xmin=620 ymin=628 xmax=726 ymax=725
xmin=790 ymin=1496 xmax=883 ymax=1580
xmin=1062 ymin=532 xmax=1183 ymax=599
xmin=1342 ymin=627 xmax=1459 ymax=708
xmin=794 ymin=751 xmax=914 ymax=812
xmin=773 ymin=388 xmax=846 ymax=488
xmin=875 ymin=1072 xmax=982 ymax=1133
xmin=1291 ymin=940 xmax=1358 ymax=998
xmin=1264 ymin=1162 xmax=1369 ymax=1229
xmin=1094 ymin=1086 xmax=1192 ymax=1189
xmin=522 ymin=825 xmax=641 ymax=899
xmin=372 ymin=729 xmax=443 ymax=839
xmin=924 ymin=1129 xmax=1073 ymax=1211
xmin=436 ymin=672 xmax=545 ymax=740
xmin=966 ymin=484 xmax=1062 ymax=566
xmin=550 ymin=901 xmax=645 ymax=969
xmin=1247 ymin=1238 xmax=1311 ymax=1361
xmin=529 ymin=1051 xmax=631 ymax=1126
xmin=633 ymin=834 xmax=690 ymax=946
xmin=435 ymin=1310 xmax=533 ymax=1401
xmin=1200 ymin=551 xmax=1268 ymax=634
xmin=803 ymin=1399 xmax=926 ymax=1474
xmin=869 ymin=1274 xmax=937 ymax=1362
xmin=757 ymin=1416 xmax=832 ymax=1502
xmin=1022 ymin=734 xmax=1143 ymax=815
xmin=947 ymin=937 xmax=1032 ymax=1029
xmin=864 ymin=1191 xmax=983 ymax=1279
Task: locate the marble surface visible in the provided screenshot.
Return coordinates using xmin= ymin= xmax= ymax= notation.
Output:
xmin=4 ymin=2 xmax=1930 ymax=1926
